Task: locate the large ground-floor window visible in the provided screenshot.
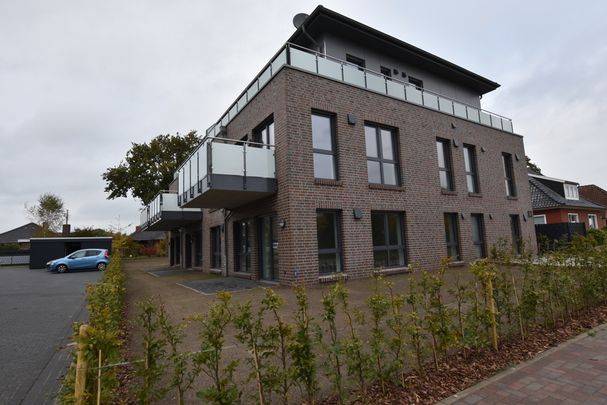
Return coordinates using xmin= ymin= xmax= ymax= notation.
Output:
xmin=317 ymin=210 xmax=342 ymax=274
xmin=210 ymin=226 xmax=221 ymax=269
xmin=371 ymin=211 xmax=406 ymax=268
xmin=470 ymin=213 xmax=486 ymax=259
xmin=444 ymin=213 xmax=461 ymax=260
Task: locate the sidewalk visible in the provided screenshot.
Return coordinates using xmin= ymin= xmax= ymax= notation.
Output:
xmin=440 ymin=325 xmax=607 ymax=404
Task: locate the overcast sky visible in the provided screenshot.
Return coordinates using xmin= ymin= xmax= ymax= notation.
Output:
xmin=1 ymin=0 xmax=605 ymax=234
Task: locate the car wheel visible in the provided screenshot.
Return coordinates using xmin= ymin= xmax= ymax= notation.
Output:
xmin=97 ymin=262 xmax=106 ymax=271
xmin=57 ymin=264 xmax=68 ymax=273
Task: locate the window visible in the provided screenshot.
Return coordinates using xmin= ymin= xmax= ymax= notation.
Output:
xmin=568 ymin=213 xmax=580 ymax=223
xmin=371 ymin=212 xmax=407 ymax=268
xmin=470 ymin=214 xmax=486 ymax=259
xmin=463 ymin=144 xmax=479 ymax=193
xmin=409 ymin=76 xmax=423 ymax=89
xmin=502 ymin=153 xmax=517 ymax=197
xmin=436 ymin=138 xmax=454 ymax=191
xmin=234 ymin=221 xmax=250 ymax=273
xmin=311 ymin=112 xmax=337 ymax=180
xmin=365 ymin=124 xmax=399 ymax=185
xmin=444 ymin=213 xmax=461 ymax=260
xmin=346 ymin=54 xmax=365 ymax=69
xmin=253 ymin=118 xmax=274 ymax=149
xmin=70 ymin=251 xmax=86 ymax=259
xmin=533 ymin=215 xmax=547 ymax=225
xmin=564 ymin=184 xmax=579 ymax=200
xmin=380 ymin=66 xmax=392 ymax=78
xmin=317 ymin=210 xmax=342 ymax=274
xmin=510 ymin=215 xmax=522 ymax=255
xmin=588 ymin=214 xmax=598 ymax=229
xmin=211 ymin=226 xmax=222 ymax=268
xmin=85 ymin=250 xmax=101 ymax=257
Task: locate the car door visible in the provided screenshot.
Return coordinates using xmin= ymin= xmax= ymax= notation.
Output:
xmin=83 ymin=250 xmax=101 ymax=268
xmin=69 ymin=250 xmax=87 ymax=269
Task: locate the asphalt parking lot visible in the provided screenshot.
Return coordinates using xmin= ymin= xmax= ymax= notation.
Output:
xmin=0 ymin=266 xmax=101 ymax=404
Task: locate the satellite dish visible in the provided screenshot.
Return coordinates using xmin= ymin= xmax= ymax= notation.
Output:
xmin=292 ymin=13 xmax=309 ymax=29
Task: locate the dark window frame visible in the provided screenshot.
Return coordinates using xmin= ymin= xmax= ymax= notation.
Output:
xmin=380 ymin=66 xmax=392 ymax=78
xmin=311 ymin=111 xmax=338 ymax=180
xmin=463 ymin=144 xmax=480 ymax=193
xmin=502 ymin=153 xmax=517 ymax=197
xmin=444 ymin=213 xmax=461 ymax=260
xmin=371 ymin=211 xmax=407 ymax=268
xmin=234 ymin=221 xmax=250 ymax=273
xmin=365 ymin=123 xmax=400 ymax=186
xmin=210 ymin=226 xmax=222 ymax=269
xmin=346 ymin=54 xmax=365 ymax=70
xmin=316 ymin=210 xmax=343 ymax=275
xmin=470 ymin=213 xmax=487 ymax=259
xmin=437 ymin=138 xmax=454 ymax=191
xmin=409 ymin=76 xmax=423 ymax=90
xmin=510 ymin=214 xmax=522 ymax=255
xmin=253 ymin=116 xmax=274 ymax=149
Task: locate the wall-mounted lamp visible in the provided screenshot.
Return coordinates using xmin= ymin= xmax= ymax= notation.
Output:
xmin=460 ymin=212 xmax=466 ymax=219
xmin=452 ymin=139 xmax=460 ymax=147
xmin=451 ymin=122 xmax=457 ymax=129
xmin=480 ymin=146 xmax=486 ymax=153
xmin=347 ymin=113 xmax=357 ymax=125
xmin=515 ymin=153 xmax=520 ymax=161
xmin=489 ymin=214 xmax=494 ymax=220
xmin=279 ymin=219 xmax=287 ymax=229
xmin=353 ymin=208 xmax=363 ymax=219
xmin=523 ymin=214 xmax=527 ymax=222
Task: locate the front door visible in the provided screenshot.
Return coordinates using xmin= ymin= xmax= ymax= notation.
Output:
xmin=235 ymin=221 xmax=250 ymax=273
xmin=258 ymin=215 xmax=278 ymax=281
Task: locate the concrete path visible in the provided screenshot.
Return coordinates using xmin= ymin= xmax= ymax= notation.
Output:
xmin=441 ymin=325 xmax=607 ymax=404
xmin=0 ymin=266 xmax=101 ymax=404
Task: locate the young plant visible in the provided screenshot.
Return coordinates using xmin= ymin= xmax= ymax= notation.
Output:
xmin=406 ymin=276 xmax=427 ymax=376
xmin=194 ymin=292 xmax=240 ymax=405
xmin=470 ymin=259 xmax=499 ymax=351
xmin=384 ymin=279 xmax=408 ymax=386
xmin=320 ymin=284 xmax=345 ymax=402
xmin=288 ymin=285 xmax=318 ymax=405
xmin=366 ymin=276 xmax=390 ymax=394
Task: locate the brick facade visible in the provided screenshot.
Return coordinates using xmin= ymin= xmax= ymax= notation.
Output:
xmin=194 ymin=67 xmax=535 ymax=285
xmin=534 ymin=208 xmax=604 ymax=230
xmin=579 ymin=185 xmax=607 ymax=228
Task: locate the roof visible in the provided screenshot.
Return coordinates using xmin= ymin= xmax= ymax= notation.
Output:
xmin=529 ymin=177 xmax=605 ymax=210
xmin=579 ymin=184 xmax=607 ymax=205
xmin=0 ymin=222 xmax=43 ymax=244
xmin=528 ymin=172 xmax=578 ymax=185
xmin=288 ymin=6 xmax=500 ymax=95
xmin=130 ymin=231 xmax=167 ymax=242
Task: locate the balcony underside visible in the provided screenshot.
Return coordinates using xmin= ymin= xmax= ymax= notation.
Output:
xmin=182 ymin=174 xmax=277 ymax=209
xmin=144 ymin=211 xmax=202 ymax=231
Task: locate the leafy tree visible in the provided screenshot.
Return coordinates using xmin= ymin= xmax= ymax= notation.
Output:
xmin=71 ymin=227 xmax=112 ymax=237
xmin=526 ymin=155 xmax=542 ymax=174
xmin=24 ymin=193 xmax=65 ymax=236
xmin=102 ymin=131 xmax=200 ymax=205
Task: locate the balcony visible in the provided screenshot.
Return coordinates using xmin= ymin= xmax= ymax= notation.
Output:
xmin=140 ymin=192 xmax=202 ymax=231
xmin=177 ymin=138 xmax=276 ymax=209
xmin=204 ymin=43 xmax=513 ymax=139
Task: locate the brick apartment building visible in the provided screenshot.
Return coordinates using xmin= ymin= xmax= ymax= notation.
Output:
xmin=139 ymin=6 xmax=535 ymax=284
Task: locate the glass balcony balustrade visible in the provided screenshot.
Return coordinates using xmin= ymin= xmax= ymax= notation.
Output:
xmin=139 ymin=191 xmax=202 ymax=231
xmin=203 ymin=43 xmax=513 ymax=139
xmin=176 ymin=137 xmax=276 ymax=209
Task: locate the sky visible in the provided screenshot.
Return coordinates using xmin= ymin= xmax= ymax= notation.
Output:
xmin=1 ymin=0 xmax=606 ymax=234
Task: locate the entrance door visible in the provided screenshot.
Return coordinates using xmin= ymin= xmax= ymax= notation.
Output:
xmin=235 ymin=221 xmax=250 ymax=273
xmin=258 ymin=215 xmax=278 ymax=281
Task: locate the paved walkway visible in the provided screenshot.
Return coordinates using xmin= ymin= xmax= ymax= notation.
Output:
xmin=441 ymin=325 xmax=607 ymax=404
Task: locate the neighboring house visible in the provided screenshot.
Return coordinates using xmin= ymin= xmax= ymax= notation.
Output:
xmin=579 ymin=184 xmax=607 ymax=228
xmin=139 ymin=6 xmax=535 ymax=284
xmin=530 ymin=173 xmax=604 ymax=230
xmin=131 ymin=230 xmax=167 ymax=247
xmin=0 ymin=222 xmax=43 ymax=247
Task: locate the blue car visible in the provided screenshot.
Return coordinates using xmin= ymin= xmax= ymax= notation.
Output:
xmin=46 ymin=249 xmax=110 ymax=273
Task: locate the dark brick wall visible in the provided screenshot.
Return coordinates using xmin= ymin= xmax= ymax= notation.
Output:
xmin=197 ymin=66 xmax=536 ymax=284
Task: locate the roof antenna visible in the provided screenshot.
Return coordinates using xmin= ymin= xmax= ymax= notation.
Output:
xmin=292 ymin=13 xmax=320 ymax=51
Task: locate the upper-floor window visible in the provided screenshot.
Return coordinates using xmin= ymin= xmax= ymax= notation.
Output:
xmin=409 ymin=76 xmax=423 ymax=90
xmin=380 ymin=66 xmax=392 ymax=78
xmin=317 ymin=210 xmax=342 ymax=274
xmin=311 ymin=112 xmax=337 ymax=180
xmin=371 ymin=211 xmax=407 ymax=268
xmin=253 ymin=118 xmax=274 ymax=149
xmin=365 ymin=124 xmax=399 ymax=185
xmin=436 ymin=138 xmax=454 ymax=191
xmin=346 ymin=54 xmax=365 ymax=70
xmin=463 ymin=144 xmax=479 ymax=193
xmin=564 ymin=184 xmax=579 ymax=200
xmin=502 ymin=153 xmax=517 ymax=197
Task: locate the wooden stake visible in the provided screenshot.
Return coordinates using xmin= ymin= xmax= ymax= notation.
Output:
xmin=75 ymin=324 xmax=90 ymax=405
xmin=97 ymin=349 xmax=102 ymax=405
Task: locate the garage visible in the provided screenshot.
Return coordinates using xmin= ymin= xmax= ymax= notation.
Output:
xmin=29 ymin=237 xmax=112 ymax=269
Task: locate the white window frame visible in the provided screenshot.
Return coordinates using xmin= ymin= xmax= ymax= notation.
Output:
xmin=588 ymin=214 xmax=598 ymax=229
xmin=533 ymin=215 xmax=547 ymax=225
xmin=564 ymin=184 xmax=579 ymax=200
xmin=568 ymin=213 xmax=580 ymax=223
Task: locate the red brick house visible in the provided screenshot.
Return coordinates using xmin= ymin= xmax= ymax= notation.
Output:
xmin=579 ymin=184 xmax=607 ymax=228
xmin=139 ymin=6 xmax=536 ymax=283
xmin=530 ymin=173 xmax=604 ymax=230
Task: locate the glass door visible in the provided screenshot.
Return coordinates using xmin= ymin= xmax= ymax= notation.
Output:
xmin=258 ymin=215 xmax=278 ymax=281
xmin=235 ymin=221 xmax=250 ymax=273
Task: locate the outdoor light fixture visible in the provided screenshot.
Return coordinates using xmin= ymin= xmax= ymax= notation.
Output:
xmin=489 ymin=214 xmax=494 ymax=220
xmin=453 ymin=139 xmax=460 ymax=147
xmin=347 ymin=113 xmax=357 ymax=125
xmin=481 ymin=146 xmax=486 ymax=153
xmin=279 ymin=219 xmax=287 ymax=229
xmin=353 ymin=208 xmax=363 ymax=219
xmin=451 ymin=122 xmax=456 ymax=129
xmin=460 ymin=212 xmax=465 ymax=219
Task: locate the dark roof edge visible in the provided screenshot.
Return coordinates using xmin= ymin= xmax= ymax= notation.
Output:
xmin=289 ymin=5 xmax=500 ymax=93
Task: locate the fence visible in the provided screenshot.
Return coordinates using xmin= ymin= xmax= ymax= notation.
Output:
xmin=535 ymin=222 xmax=586 ymax=251
xmin=0 ymin=251 xmax=30 ymax=265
